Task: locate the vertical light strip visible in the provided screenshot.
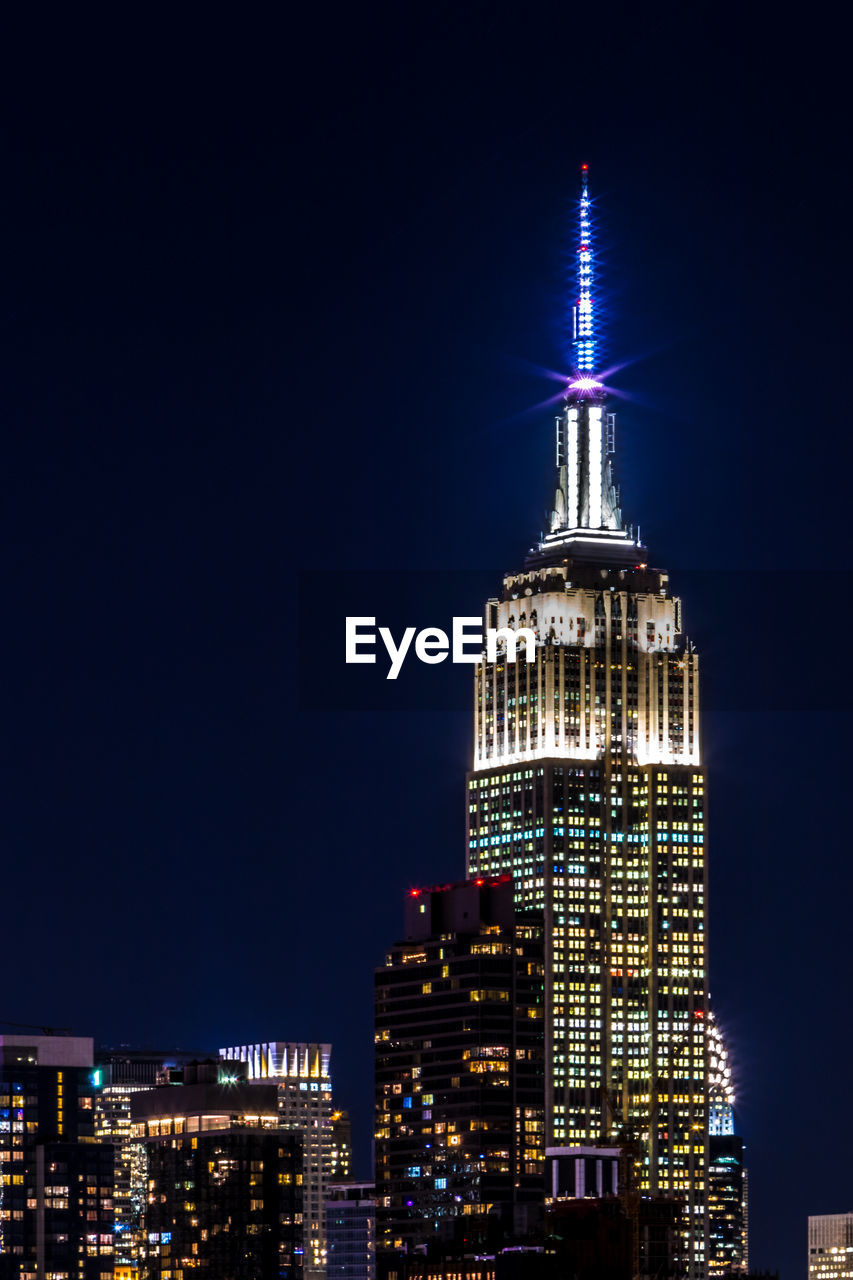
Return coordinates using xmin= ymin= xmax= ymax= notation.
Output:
xmin=567 ymin=408 xmax=579 ymax=528
xmin=588 ymin=405 xmax=602 ymax=527
xmin=576 ymin=166 xmax=596 ymax=374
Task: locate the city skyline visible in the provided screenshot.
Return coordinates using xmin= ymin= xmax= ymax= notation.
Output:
xmin=1 ymin=5 xmax=851 ymax=1276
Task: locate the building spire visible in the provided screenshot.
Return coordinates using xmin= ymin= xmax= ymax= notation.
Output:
xmin=526 ymin=166 xmax=645 ymax=569
xmin=573 ymin=163 xmax=597 ymax=377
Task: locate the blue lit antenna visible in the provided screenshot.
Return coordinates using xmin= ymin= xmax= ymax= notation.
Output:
xmin=572 ymin=164 xmax=597 ymax=377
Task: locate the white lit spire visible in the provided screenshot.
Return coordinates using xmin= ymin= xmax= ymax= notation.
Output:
xmin=535 ymin=166 xmax=641 ymax=565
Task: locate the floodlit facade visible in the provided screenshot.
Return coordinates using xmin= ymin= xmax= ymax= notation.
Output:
xmin=809 ymin=1214 xmax=853 ymax=1280
xmin=465 ymin=168 xmax=712 ymax=1277
xmin=219 ymin=1040 xmax=345 ymax=1279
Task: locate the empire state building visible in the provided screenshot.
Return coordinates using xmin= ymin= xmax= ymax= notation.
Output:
xmin=465 ymin=168 xmax=710 ymax=1274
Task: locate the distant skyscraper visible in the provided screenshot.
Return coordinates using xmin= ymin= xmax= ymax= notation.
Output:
xmin=131 ymin=1066 xmax=303 ymax=1279
xmin=0 ymin=1033 xmax=115 ymax=1280
xmin=465 ymin=167 xmax=711 ymax=1276
xmin=809 ymin=1214 xmax=853 ymax=1280
xmin=326 ymin=1182 xmax=376 ymax=1280
xmin=94 ymin=1046 xmax=210 ymax=1271
xmin=707 ymin=1014 xmax=747 ymax=1274
xmin=219 ymin=1040 xmax=343 ymax=1279
xmin=374 ymin=877 xmax=545 ymax=1254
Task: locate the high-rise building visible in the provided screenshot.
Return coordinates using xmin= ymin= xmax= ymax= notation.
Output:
xmin=707 ymin=1015 xmax=747 ymax=1274
xmin=93 ymin=1047 xmax=211 ymax=1272
xmin=809 ymin=1214 xmax=853 ymax=1280
xmin=464 ymin=167 xmax=711 ymax=1276
xmin=219 ymin=1040 xmax=344 ymax=1279
xmin=374 ymin=877 xmax=545 ymax=1254
xmin=326 ymin=1182 xmax=376 ymax=1280
xmin=131 ymin=1066 xmax=303 ymax=1278
xmin=0 ymin=1033 xmax=115 ymax=1280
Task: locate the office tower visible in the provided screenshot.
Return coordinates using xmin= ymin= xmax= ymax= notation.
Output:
xmin=326 ymin=1182 xmax=376 ymax=1280
xmin=0 ymin=1032 xmax=115 ymax=1280
xmin=809 ymin=1214 xmax=853 ymax=1280
xmin=374 ymin=877 xmax=545 ymax=1254
xmin=93 ymin=1047 xmax=211 ymax=1272
xmin=130 ymin=1066 xmax=303 ymax=1279
xmin=219 ymin=1040 xmax=339 ymax=1279
xmin=707 ymin=1015 xmax=747 ymax=1274
xmin=465 ymin=167 xmax=710 ymax=1275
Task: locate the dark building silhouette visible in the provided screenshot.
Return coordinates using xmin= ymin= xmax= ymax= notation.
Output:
xmin=0 ymin=1033 xmax=115 ymax=1280
xmin=545 ymin=1146 xmax=685 ymax=1279
xmin=708 ymin=1132 xmax=747 ymax=1275
xmin=375 ymin=1180 xmax=684 ymax=1280
xmin=375 ymin=877 xmax=545 ymax=1256
xmin=131 ymin=1068 xmax=303 ymax=1279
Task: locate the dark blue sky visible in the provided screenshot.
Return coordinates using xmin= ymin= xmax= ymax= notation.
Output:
xmin=1 ymin=5 xmax=851 ymax=1275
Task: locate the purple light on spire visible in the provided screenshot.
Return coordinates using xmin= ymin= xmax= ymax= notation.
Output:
xmin=572 ymin=165 xmax=597 ymax=377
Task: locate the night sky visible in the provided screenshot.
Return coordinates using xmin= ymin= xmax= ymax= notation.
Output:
xmin=1 ymin=5 xmax=851 ymax=1275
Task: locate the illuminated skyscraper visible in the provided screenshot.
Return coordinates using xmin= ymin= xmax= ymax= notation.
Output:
xmin=218 ymin=1040 xmax=346 ymax=1280
xmin=465 ymin=167 xmax=711 ymax=1276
